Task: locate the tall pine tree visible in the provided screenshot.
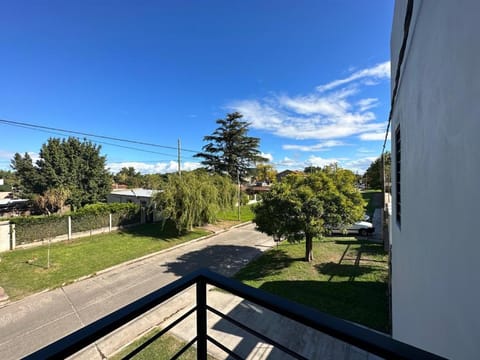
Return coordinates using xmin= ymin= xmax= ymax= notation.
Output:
xmin=194 ymin=112 xmax=267 ymax=179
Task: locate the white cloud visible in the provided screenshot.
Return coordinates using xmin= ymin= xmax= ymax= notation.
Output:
xmin=357 ymin=98 xmax=379 ymax=112
xmin=229 ymin=61 xmax=389 ymax=142
xmin=343 ymin=157 xmax=378 ymax=174
xmin=260 ymin=152 xmax=273 ymax=162
xmin=306 ymin=155 xmax=339 ymax=168
xmin=359 ymin=132 xmax=390 ymax=141
xmin=0 ymin=150 xmax=14 ymax=161
xmin=108 ymin=161 xmax=202 ymax=175
xmin=283 ymin=140 xmax=344 ymax=152
xmin=316 ymin=61 xmax=390 ymax=92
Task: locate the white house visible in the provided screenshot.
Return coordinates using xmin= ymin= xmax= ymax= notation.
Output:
xmin=390 ymin=1 xmax=480 ymax=359
xmin=107 ymin=188 xmax=159 ymax=207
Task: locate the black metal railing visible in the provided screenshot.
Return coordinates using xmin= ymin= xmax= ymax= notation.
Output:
xmin=24 ymin=268 xmax=444 ymax=360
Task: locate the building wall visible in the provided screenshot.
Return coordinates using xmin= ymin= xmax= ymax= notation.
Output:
xmin=106 ymin=194 xmax=150 ymax=206
xmin=391 ymin=1 xmax=480 ymax=359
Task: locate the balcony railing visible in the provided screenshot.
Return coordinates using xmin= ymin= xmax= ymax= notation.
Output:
xmin=24 ymin=268 xmax=444 ymax=360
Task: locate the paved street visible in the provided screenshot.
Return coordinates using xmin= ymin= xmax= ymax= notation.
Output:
xmin=0 ymin=223 xmax=381 ymax=360
xmin=0 ymin=223 xmax=275 ymax=359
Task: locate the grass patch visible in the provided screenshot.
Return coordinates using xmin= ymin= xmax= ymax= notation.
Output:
xmin=0 ymin=222 xmax=209 ymax=301
xmin=234 ymin=236 xmax=389 ymax=332
xmin=362 ymin=190 xmax=382 ymax=218
xmin=110 ymin=328 xmax=207 ymax=360
xmin=216 ymin=205 xmax=254 ymax=222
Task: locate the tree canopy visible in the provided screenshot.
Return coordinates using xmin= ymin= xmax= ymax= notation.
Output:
xmin=11 ymin=137 xmax=112 ymax=210
xmin=255 ymin=163 xmax=277 ymax=184
xmin=253 ymin=166 xmax=365 ymax=262
xmin=194 ymin=112 xmax=267 ymax=180
xmin=113 ymin=167 xmax=143 ymax=188
xmin=364 ymin=152 xmax=391 ymax=190
xmin=153 ymin=170 xmax=237 ymax=234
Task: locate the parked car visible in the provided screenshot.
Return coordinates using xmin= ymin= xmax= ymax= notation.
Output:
xmin=331 ymin=221 xmax=375 ymax=236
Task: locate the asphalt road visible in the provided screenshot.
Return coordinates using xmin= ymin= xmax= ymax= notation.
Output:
xmin=0 ymin=223 xmax=275 ymax=359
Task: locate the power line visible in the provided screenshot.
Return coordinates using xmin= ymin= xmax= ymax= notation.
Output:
xmin=0 ymin=121 xmax=187 ymax=159
xmin=0 ymin=118 xmax=201 ymax=153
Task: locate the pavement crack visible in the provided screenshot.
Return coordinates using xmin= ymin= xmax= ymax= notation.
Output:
xmin=61 ymin=287 xmax=85 ymax=326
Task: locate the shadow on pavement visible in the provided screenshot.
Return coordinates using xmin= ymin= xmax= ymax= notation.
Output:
xmin=163 ymin=245 xmax=263 ymax=277
xmin=210 ymin=280 xmax=388 ymax=359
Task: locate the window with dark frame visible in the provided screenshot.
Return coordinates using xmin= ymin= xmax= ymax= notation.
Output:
xmin=395 ymin=126 xmax=401 ymax=226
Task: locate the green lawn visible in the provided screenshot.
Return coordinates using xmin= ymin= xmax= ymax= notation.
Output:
xmin=110 ymin=328 xmax=199 ymax=360
xmin=234 ymin=236 xmax=389 ymax=332
xmin=216 ymin=205 xmax=254 ymax=222
xmin=0 ymin=222 xmax=209 ymax=301
xmin=362 ymin=190 xmax=383 ymax=218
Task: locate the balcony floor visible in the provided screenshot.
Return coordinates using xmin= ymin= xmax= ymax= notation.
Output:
xmin=70 ymin=284 xmax=382 ymax=360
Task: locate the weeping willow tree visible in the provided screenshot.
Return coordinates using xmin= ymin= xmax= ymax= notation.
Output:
xmin=154 ymin=170 xmax=237 ymax=234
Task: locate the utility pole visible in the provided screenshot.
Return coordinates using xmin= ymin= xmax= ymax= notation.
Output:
xmin=178 ymin=138 xmax=181 ymax=177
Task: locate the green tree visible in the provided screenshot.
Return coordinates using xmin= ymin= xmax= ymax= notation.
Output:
xmin=114 ymin=167 xmax=143 ymax=188
xmin=11 ymin=137 xmax=112 ymax=209
xmin=255 ymin=163 xmax=277 ymax=184
xmin=253 ymin=168 xmax=365 ymax=262
xmin=0 ymin=170 xmax=15 ymax=191
xmin=194 ymin=112 xmax=267 ymax=180
xmin=142 ymin=173 xmax=167 ymax=189
xmin=154 ymin=170 xmax=236 ymax=234
xmin=364 ymin=152 xmax=391 ymax=190
xmin=10 ymin=152 xmax=43 ymax=197
xmin=34 ymin=187 xmax=71 ymax=215
xmin=304 ymin=166 xmax=322 ymax=174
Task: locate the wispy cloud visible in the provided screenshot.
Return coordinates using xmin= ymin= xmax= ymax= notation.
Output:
xmin=283 ymin=140 xmax=344 ymax=152
xmin=229 ymin=61 xmax=390 ymax=142
xmin=0 ymin=150 xmax=14 ymax=160
xmin=359 ymin=132 xmax=390 ymax=141
xmin=316 ymin=61 xmax=390 ymax=92
xmin=108 ymin=161 xmax=202 ymax=175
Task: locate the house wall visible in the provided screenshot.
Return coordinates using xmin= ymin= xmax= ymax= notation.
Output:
xmin=106 ymin=194 xmax=150 ymax=206
xmin=391 ymin=1 xmax=480 ymax=359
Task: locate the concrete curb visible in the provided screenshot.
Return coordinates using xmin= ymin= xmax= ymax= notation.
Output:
xmin=0 ymin=221 xmax=253 ymax=309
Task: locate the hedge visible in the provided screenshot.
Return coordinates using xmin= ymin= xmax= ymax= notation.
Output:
xmin=11 ymin=203 xmax=141 ymax=245
xmin=11 ymin=215 xmax=68 ymax=245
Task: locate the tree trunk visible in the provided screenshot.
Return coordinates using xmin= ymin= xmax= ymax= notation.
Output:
xmin=305 ymin=234 xmax=314 ymax=262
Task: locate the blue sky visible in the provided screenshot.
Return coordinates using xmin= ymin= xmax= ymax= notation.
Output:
xmin=0 ymin=0 xmax=393 ymax=175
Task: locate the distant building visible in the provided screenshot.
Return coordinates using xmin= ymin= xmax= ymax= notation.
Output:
xmin=107 ymin=188 xmax=159 ymax=207
xmin=242 ymin=182 xmax=271 ymax=202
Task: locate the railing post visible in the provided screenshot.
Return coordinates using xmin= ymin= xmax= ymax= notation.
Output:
xmin=196 ymin=277 xmax=207 ymax=360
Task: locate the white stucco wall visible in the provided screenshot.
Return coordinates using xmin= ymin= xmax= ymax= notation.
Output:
xmin=391 ymin=1 xmax=480 ymax=359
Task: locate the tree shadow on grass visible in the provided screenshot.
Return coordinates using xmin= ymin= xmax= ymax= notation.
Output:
xmin=234 ymin=248 xmax=303 ymax=282
xmin=316 ymin=262 xmax=379 ymax=281
xmin=208 ymin=280 xmax=388 ymax=359
xmin=258 ymin=280 xmax=388 ymax=333
xmin=333 ymin=239 xmax=386 ymax=257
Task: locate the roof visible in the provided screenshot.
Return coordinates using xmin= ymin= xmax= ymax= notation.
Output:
xmin=109 ymin=188 xmax=160 ymax=198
